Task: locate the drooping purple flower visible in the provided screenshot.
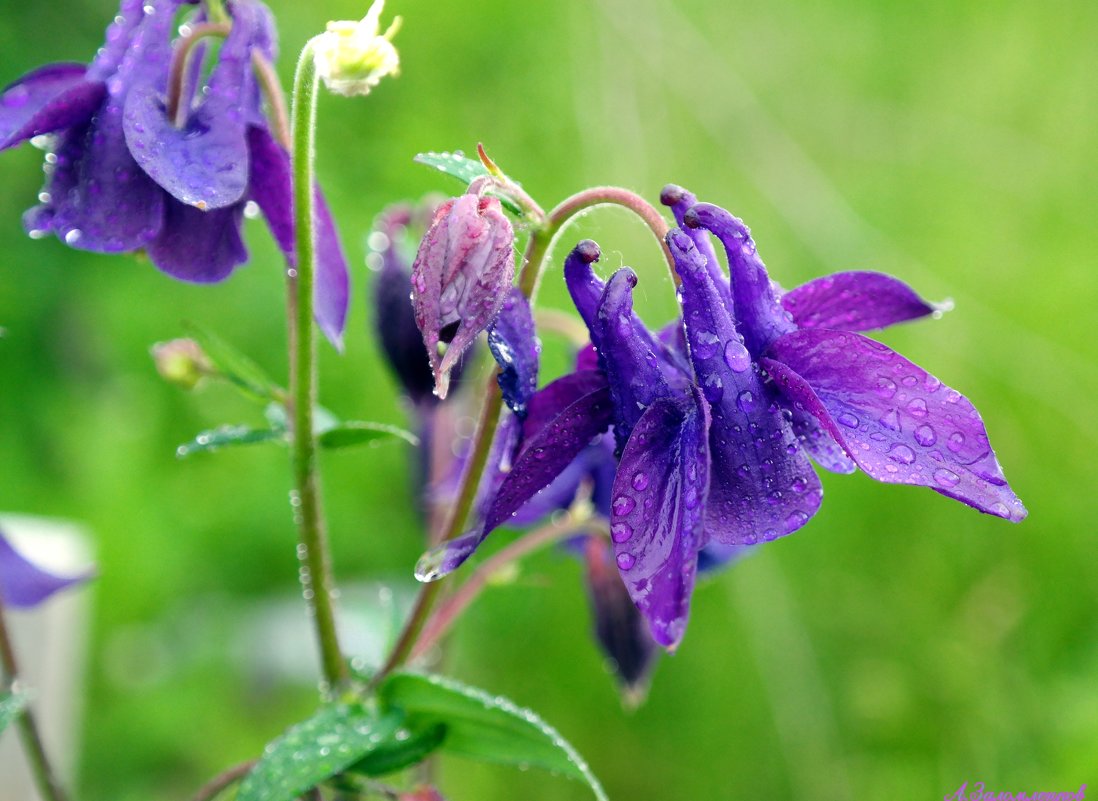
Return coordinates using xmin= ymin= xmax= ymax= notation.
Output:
xmin=0 ymin=529 xmax=90 ymax=609
xmin=0 ymin=0 xmax=349 ymax=346
xmin=679 ymin=197 xmax=1026 ymax=522
xmin=410 ymin=189 xmax=515 ymax=399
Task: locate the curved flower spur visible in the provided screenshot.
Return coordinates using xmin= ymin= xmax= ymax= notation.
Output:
xmin=0 ymin=0 xmax=350 ymax=346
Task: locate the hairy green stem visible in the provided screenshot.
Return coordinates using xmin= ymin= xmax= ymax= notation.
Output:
xmin=289 ymin=38 xmax=348 ymax=689
xmin=164 ymin=22 xmax=231 ymax=126
xmin=0 ymin=598 xmax=70 ymax=801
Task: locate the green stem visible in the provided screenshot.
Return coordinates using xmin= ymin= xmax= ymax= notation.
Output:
xmin=289 ymin=38 xmax=348 ymax=690
xmin=0 ymin=598 xmax=71 ymax=801
xmin=164 ymin=23 xmax=231 ymax=126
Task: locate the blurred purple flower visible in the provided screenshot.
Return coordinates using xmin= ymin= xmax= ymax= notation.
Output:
xmin=0 ymin=0 xmax=349 ymax=346
xmin=411 ymin=189 xmax=515 ymax=399
xmin=0 ymin=529 xmax=90 ymax=609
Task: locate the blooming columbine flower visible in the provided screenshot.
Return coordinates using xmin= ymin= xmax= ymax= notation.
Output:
xmin=419 ymin=186 xmax=1024 ymax=651
xmin=0 ymin=529 xmax=89 ymax=609
xmin=410 ymin=187 xmax=515 ymax=399
xmin=0 ymin=0 xmax=350 ymax=346
xmin=314 ymin=0 xmax=401 ymax=97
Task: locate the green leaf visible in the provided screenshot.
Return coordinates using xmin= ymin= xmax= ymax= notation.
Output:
xmin=348 ymin=721 xmax=447 ymax=777
xmin=0 ymin=690 xmax=29 ymax=733
xmin=183 ymin=321 xmax=282 ymax=403
xmin=380 ymin=673 xmax=608 ymax=801
xmin=176 ymin=425 xmax=286 ymax=458
xmin=318 ymin=422 xmax=419 ymax=450
xmin=413 ymin=152 xmax=524 ymax=215
xmin=237 ymin=704 xmax=403 ymax=801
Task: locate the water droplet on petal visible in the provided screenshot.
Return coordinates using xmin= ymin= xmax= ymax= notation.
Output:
xmin=914 ymin=424 xmax=936 ymax=446
xmin=933 ymin=468 xmax=960 ymax=488
xmin=631 ymin=472 xmax=649 ymax=491
xmin=616 ymin=552 xmax=636 ymax=570
xmin=888 ymin=444 xmax=916 ymax=464
xmin=837 ymin=412 xmax=859 ymax=428
xmin=692 ymin=331 xmax=719 ymax=359
xmin=907 ymin=398 xmax=929 ymax=418
xmin=875 ymin=376 xmax=897 ymax=399
xmin=947 ymin=432 xmax=966 ymax=453
xmin=612 ymin=496 xmax=636 ymax=516
xmin=723 ymin=339 xmax=751 ymax=372
xmin=611 ymin=523 xmax=633 ymax=543
xmin=879 ymin=409 xmax=901 ymax=431
xmin=737 ymin=390 xmax=757 ymax=414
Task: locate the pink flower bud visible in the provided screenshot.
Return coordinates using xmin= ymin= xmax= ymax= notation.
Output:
xmin=410 ymin=191 xmax=515 ymax=398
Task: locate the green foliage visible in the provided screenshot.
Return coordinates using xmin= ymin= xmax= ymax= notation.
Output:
xmin=414 ymin=151 xmax=525 ymax=215
xmin=380 ymin=672 xmax=609 ymax=801
xmin=317 ymin=421 xmax=419 ymax=449
xmin=236 ymin=704 xmax=403 ymax=801
xmin=175 ymin=425 xmax=286 ymax=458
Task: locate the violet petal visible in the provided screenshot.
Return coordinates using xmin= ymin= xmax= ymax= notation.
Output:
xmin=0 ymin=530 xmax=90 ymax=609
xmin=146 ymin=198 xmax=247 ymax=283
xmin=0 ymin=64 xmax=104 ymax=151
xmin=313 ymin=188 xmax=350 ymax=350
xmin=684 ymin=202 xmax=796 ymax=356
xmin=781 ymin=271 xmax=941 ymax=332
xmin=487 ymin=289 xmax=540 ymax=419
xmin=87 ymin=0 xmax=148 ymax=82
xmin=788 ymin=404 xmax=857 ymax=474
xmin=123 ymin=0 xmax=259 ymax=210
xmin=668 ymin=229 xmax=823 ymax=546
xmin=610 ymin=386 xmax=710 ymax=650
xmin=522 ymin=369 xmax=608 ymax=442
xmin=660 ymin=184 xmax=731 ymax=312
xmin=763 ymin=328 xmax=1026 ymax=521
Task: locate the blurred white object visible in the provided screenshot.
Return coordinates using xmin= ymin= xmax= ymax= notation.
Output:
xmin=0 ymin=515 xmax=93 ymax=801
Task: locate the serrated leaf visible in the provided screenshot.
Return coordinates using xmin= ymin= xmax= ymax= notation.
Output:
xmin=0 ymin=691 xmax=29 ymax=733
xmin=380 ymin=673 xmax=608 ymax=801
xmin=348 ymin=721 xmax=447 ymax=777
xmin=176 ymin=425 xmax=286 ymax=458
xmin=237 ymin=704 xmax=404 ymax=801
xmin=413 ymin=152 xmax=524 ymax=216
xmin=319 ymin=422 xmax=419 ymax=450
xmin=183 ymin=321 xmax=282 ymax=403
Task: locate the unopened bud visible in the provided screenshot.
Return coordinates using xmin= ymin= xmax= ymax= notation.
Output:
xmin=314 ymin=0 xmax=401 ymax=97
xmin=151 ymin=338 xmax=212 ymax=390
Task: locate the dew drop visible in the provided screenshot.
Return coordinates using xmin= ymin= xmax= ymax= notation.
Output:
xmin=723 ymin=339 xmax=751 ymax=372
xmin=631 ymin=472 xmax=649 ymax=491
xmin=879 ymin=408 xmax=901 ymax=431
xmin=785 ymin=511 xmax=808 ymax=532
xmin=906 ymin=398 xmax=929 ymax=418
xmin=933 ymin=468 xmax=960 ymax=488
xmin=611 ymin=523 xmax=633 ymax=543
xmin=616 ymin=552 xmax=636 ymax=570
xmin=947 ymin=431 xmax=965 ymax=453
xmin=791 ymin=476 xmax=808 ymax=493
xmin=888 ymin=444 xmax=916 ymax=464
xmin=64 ymin=228 xmax=82 ymax=245
xmin=837 ymin=412 xmax=859 ymax=428
xmin=991 ymin=502 xmax=1010 ymax=518
xmin=914 ymin=424 xmax=936 ymax=446
xmin=737 ymin=390 xmax=757 ymax=414
xmin=612 ymin=496 xmax=636 ymax=516
xmin=875 ymin=376 xmax=897 ymax=399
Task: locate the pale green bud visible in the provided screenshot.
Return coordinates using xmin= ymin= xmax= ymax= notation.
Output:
xmin=314 ymin=0 xmax=402 ymax=97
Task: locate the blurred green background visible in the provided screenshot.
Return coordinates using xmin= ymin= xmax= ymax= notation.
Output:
xmin=2 ymin=0 xmax=1096 ymax=798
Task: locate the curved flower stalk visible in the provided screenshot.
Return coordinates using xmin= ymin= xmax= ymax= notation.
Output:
xmin=0 ymin=0 xmax=349 ymax=345
xmin=417 ymin=185 xmax=1025 ymax=651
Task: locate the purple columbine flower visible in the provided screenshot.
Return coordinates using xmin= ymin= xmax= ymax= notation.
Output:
xmin=410 ymin=188 xmax=515 ymax=399
xmin=0 ymin=529 xmax=90 ymax=609
xmin=0 ymin=0 xmax=349 ymax=346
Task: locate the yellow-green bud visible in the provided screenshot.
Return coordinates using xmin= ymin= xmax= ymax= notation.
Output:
xmin=314 ymin=0 xmax=401 ymax=97
xmin=151 ymin=339 xmax=212 ymax=391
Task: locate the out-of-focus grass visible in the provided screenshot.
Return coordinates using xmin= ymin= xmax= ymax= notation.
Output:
xmin=0 ymin=0 xmax=1095 ymax=799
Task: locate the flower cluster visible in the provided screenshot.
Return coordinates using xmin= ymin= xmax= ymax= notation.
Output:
xmin=0 ymin=0 xmax=349 ymax=345
xmin=413 ymin=184 xmax=1025 ymax=651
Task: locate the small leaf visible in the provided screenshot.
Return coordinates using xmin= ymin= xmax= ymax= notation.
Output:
xmin=348 ymin=721 xmax=447 ymax=777
xmin=413 ymin=152 xmax=524 ymax=216
xmin=183 ymin=321 xmax=283 ymax=403
xmin=319 ymin=422 xmax=419 ymax=450
xmin=237 ymin=704 xmax=403 ymax=801
xmin=176 ymin=425 xmax=286 ymax=458
xmin=380 ymin=673 xmax=608 ymax=801
xmin=0 ymin=691 xmax=29 ymax=733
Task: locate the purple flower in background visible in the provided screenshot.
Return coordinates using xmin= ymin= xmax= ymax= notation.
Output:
xmin=0 ymin=529 xmax=90 ymax=609
xmin=0 ymin=0 xmax=349 ymax=346
xmin=411 ymin=189 xmax=515 ymax=399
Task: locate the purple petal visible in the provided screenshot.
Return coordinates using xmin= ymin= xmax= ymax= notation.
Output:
xmin=487 ymin=289 xmax=540 ymax=419
xmin=563 ymin=239 xmax=606 ymax=333
xmin=245 ymin=126 xmax=349 ymax=348
xmin=314 ymin=189 xmax=350 ymax=350
xmin=763 ymin=329 xmax=1026 ymax=521
xmin=581 ymin=535 xmax=659 ymax=697
xmin=416 ymin=383 xmax=614 ymax=580
xmin=596 ymin=268 xmax=676 ymax=452
xmin=87 ymin=0 xmax=148 ymax=81
xmin=788 ymin=404 xmax=857 ymax=474
xmin=610 ymin=386 xmax=710 ymax=650
xmin=781 ymin=271 xmax=941 ymax=332
xmin=684 ymin=203 xmax=795 ymax=356
xmin=0 ymin=531 xmax=90 ymax=609
xmin=522 ymin=369 xmax=608 ymax=442
xmin=146 ymin=198 xmax=246 ymax=282
xmin=668 ymin=229 xmax=823 ymax=546
xmin=660 ymin=184 xmax=731 ymax=312
xmin=0 ymin=64 xmax=104 ymax=151
xmin=123 ymin=1 xmax=260 ymax=209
